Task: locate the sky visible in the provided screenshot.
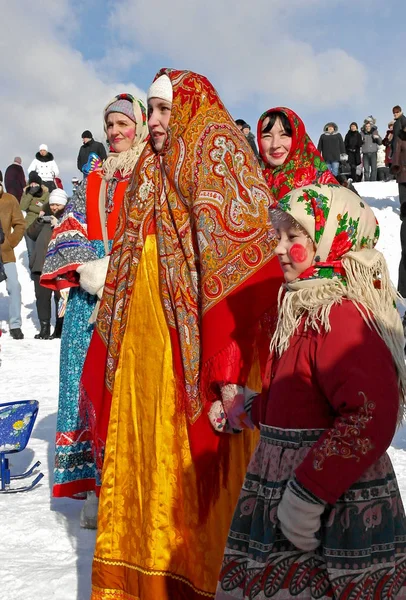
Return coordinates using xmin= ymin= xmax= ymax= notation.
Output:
xmin=1 ymin=0 xmax=402 ymax=192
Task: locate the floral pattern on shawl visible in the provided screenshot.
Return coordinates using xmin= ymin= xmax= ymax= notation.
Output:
xmin=96 ymin=69 xmax=280 ymax=426
xmin=257 ymin=107 xmax=337 ymax=203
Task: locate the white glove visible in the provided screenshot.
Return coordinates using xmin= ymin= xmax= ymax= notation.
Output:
xmin=277 ymin=480 xmax=325 ymax=552
xmin=50 ymin=215 xmax=59 ymax=228
xmin=76 ymin=256 xmax=110 ymax=296
xmin=340 ymin=153 xmax=348 ymax=162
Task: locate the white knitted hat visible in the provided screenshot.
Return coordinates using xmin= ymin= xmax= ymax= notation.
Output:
xmin=147 ymin=74 xmax=173 ymax=103
xmin=49 ymin=188 xmax=68 ymax=206
xmin=39 ymin=144 xmax=48 ymax=152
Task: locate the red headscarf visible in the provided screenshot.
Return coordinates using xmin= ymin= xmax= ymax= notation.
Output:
xmin=257 ymin=107 xmax=337 ymax=202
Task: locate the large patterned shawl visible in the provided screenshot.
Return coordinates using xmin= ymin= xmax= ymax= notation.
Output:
xmin=88 ymin=69 xmax=283 ymax=470
xmin=257 ymin=107 xmax=338 ymax=202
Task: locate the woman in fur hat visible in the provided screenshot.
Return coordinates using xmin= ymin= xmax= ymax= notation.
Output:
xmin=40 ymin=94 xmax=148 ymax=521
xmin=217 ymin=184 xmax=406 ymax=599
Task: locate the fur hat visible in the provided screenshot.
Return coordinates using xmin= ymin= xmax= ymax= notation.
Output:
xmin=147 ymin=74 xmax=173 ymax=103
xmin=49 ymin=188 xmax=68 ymax=206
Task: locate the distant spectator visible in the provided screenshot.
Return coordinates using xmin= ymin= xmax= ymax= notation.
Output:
xmin=235 ymin=119 xmax=259 ymax=157
xmin=0 ymin=219 xmax=6 ymax=283
xmin=4 ymin=157 xmax=26 ymax=202
xmin=398 ymin=202 xmax=406 ymax=299
xmin=242 ymin=123 xmax=259 ymax=157
xmin=392 ymin=106 xmax=406 ymax=154
xmin=344 ymin=122 xmax=363 ymax=182
xmin=382 ymin=121 xmax=395 ymax=173
xmin=28 ymin=144 xmax=59 ymax=192
xmin=391 ymin=123 xmax=406 ymax=210
xmin=361 ymin=120 xmax=382 ymax=181
xmin=77 ymin=130 xmax=107 ymax=174
xmin=377 ymin=145 xmax=390 ymax=181
xmin=317 ymin=122 xmax=345 ymax=176
xmin=0 ymin=180 xmax=25 ymax=339
xmin=27 ymin=188 xmax=68 ymax=340
xmin=20 ymin=172 xmax=50 ymax=261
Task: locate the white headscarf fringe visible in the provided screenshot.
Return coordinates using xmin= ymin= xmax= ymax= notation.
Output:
xmin=101 ymin=143 xmax=147 ymax=182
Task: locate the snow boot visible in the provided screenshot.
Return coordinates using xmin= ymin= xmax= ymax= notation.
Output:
xmin=34 ymin=320 xmax=51 ymax=340
xmin=9 ymin=328 xmax=24 ymax=340
xmin=80 ymin=491 xmax=99 ymax=529
xmin=50 ymin=317 xmax=64 ymax=339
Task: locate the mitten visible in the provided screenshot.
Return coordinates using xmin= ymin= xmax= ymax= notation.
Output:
xmin=76 ymin=256 xmax=110 ymax=296
xmin=222 ymin=384 xmax=255 ymax=431
xmin=277 ymin=479 xmax=325 ymax=552
xmin=340 ymin=153 xmax=348 ymax=162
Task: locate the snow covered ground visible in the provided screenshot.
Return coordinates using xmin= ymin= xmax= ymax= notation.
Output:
xmin=1 ymin=181 xmax=406 ymax=600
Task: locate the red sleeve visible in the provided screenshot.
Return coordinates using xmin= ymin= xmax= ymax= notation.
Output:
xmin=295 ymin=302 xmax=399 ymax=504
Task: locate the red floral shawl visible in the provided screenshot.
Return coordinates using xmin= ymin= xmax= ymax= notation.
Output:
xmin=257 ymin=107 xmax=338 ymax=202
xmin=81 ymin=69 xmax=283 ymax=501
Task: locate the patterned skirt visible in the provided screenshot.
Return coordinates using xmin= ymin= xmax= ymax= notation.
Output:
xmin=216 ymin=425 xmax=406 ymax=599
xmin=53 ymin=240 xmax=106 ymax=498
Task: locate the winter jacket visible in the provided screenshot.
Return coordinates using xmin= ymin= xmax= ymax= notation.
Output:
xmin=77 ymin=139 xmax=107 ymax=173
xmin=382 ymin=130 xmax=394 ymax=165
xmin=393 ymin=114 xmax=406 ymax=153
xmin=317 ymin=123 xmax=345 ymax=163
xmin=26 ymin=204 xmax=55 ymax=274
xmin=4 ymin=163 xmax=26 ymax=202
xmin=20 ymin=185 xmax=50 ymax=228
xmin=250 ymin=300 xmax=399 ymax=505
xmin=344 ymin=130 xmax=362 ymax=165
xmin=361 ymin=125 xmax=382 ymax=154
xmin=391 ymin=130 xmax=406 ymax=184
xmin=0 ymin=220 xmax=5 ymax=282
xmin=0 ymin=192 xmax=25 ymax=263
xmin=245 ymin=132 xmax=259 ymax=158
xmin=27 ymin=152 xmax=59 ymax=183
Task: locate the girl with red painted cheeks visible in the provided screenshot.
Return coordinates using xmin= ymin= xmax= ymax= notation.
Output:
xmin=217 ymin=183 xmax=406 ymax=599
xmin=258 ymin=108 xmax=337 ymax=202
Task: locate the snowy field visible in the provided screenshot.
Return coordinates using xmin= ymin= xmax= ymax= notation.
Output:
xmin=1 ymin=181 xmax=406 ymax=600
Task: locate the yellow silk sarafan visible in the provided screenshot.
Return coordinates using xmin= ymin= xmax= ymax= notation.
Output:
xmin=91 ymin=234 xmax=259 ymax=599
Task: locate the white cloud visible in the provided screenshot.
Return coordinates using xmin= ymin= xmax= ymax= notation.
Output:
xmin=0 ymin=2 xmax=146 ymax=190
xmin=111 ymin=0 xmax=367 ymax=112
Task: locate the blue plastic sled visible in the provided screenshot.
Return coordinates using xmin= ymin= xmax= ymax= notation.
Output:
xmin=0 ymin=400 xmax=44 ymax=492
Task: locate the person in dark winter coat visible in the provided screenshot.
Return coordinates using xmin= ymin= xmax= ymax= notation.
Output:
xmin=391 ymin=125 xmax=406 ymax=210
xmin=317 ymin=122 xmax=345 ymax=176
xmin=27 ymin=188 xmax=68 ymax=339
xmin=344 ymin=122 xmax=363 ymax=181
xmin=235 ymin=119 xmax=259 ymax=158
xmin=392 ymin=106 xmax=406 ymax=155
xmin=382 ymin=121 xmax=395 ymax=175
xmin=361 ymin=121 xmax=382 ymax=181
xmin=4 ymin=157 xmax=26 ymax=202
xmin=77 ymin=130 xmax=107 ymax=174
xmin=398 ymin=202 xmax=406 ymax=299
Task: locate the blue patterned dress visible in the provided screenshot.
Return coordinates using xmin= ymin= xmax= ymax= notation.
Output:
xmin=41 ymin=172 xmax=128 ymax=497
